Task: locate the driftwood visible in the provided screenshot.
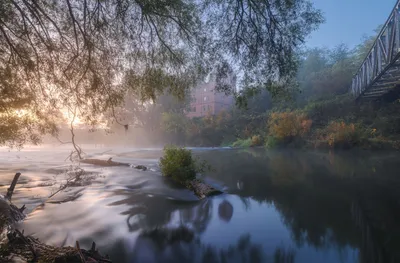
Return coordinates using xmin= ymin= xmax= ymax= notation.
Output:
xmin=4 ymin=232 xmax=112 ymax=263
xmin=80 ymin=158 xmax=130 ymax=167
xmin=185 ymin=179 xmax=223 ymax=199
xmin=0 ymin=173 xmax=113 ymax=263
xmin=6 ymin=173 xmax=21 ymax=201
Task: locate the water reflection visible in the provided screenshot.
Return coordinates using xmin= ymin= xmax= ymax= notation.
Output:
xmin=218 ymin=200 xmax=233 ymax=222
xmin=131 ymin=230 xmax=266 ymax=263
xmin=14 ymin=148 xmax=400 ymax=263
xmin=107 ymin=189 xmax=213 ymax=234
xmin=199 ymin=149 xmax=400 ymax=263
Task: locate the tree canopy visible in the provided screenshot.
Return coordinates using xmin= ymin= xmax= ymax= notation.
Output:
xmin=0 ymin=0 xmax=323 ymax=147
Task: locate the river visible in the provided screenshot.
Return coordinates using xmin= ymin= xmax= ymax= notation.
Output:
xmin=1 ymin=146 xmax=399 ymax=263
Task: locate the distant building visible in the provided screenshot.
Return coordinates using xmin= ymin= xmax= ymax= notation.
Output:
xmin=186 ymin=74 xmax=236 ymax=118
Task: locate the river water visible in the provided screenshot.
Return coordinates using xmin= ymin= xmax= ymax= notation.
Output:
xmin=1 ymin=146 xmax=400 ymax=263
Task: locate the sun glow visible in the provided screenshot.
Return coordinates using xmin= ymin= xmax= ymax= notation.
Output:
xmin=11 ymin=109 xmax=39 ymax=121
xmin=62 ymin=110 xmax=83 ymax=126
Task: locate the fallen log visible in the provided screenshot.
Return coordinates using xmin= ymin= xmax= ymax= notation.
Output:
xmin=80 ymin=158 xmax=130 ymax=167
xmin=185 ymin=179 xmax=223 ymax=199
xmin=0 ymin=174 xmax=113 ymax=263
xmin=80 ymin=158 xmax=148 ymax=171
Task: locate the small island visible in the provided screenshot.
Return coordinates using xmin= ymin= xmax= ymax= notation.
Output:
xmin=159 ymin=146 xmax=223 ymax=199
xmin=78 ymin=146 xmax=222 ymax=199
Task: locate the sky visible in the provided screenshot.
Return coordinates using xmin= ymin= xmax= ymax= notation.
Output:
xmin=306 ymin=0 xmax=397 ymax=49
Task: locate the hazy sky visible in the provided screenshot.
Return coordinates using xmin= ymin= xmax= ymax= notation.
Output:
xmin=306 ymin=0 xmax=397 ymax=49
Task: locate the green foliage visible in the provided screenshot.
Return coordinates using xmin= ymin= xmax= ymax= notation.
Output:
xmin=159 ymin=145 xmax=210 ymax=184
xmin=316 ymin=121 xmax=366 ymax=149
xmin=231 ymin=138 xmax=252 ymax=148
xmin=47 ymin=23 xmax=400 ymax=151
xmin=230 ymin=135 xmax=263 ymax=148
xmin=265 ymin=136 xmax=279 ymax=149
xmin=220 ymin=137 xmax=235 ymax=147
xmin=303 ymin=95 xmax=352 ymax=113
xmin=297 ymin=44 xmax=358 ymax=102
xmin=354 ymin=25 xmax=382 ymax=65
xmin=303 ymin=94 xmax=354 ymax=127
xmin=268 ymin=111 xmax=312 ymax=143
xmin=161 ymin=113 xmax=188 ymax=134
xmin=0 ymin=0 xmax=323 ymax=147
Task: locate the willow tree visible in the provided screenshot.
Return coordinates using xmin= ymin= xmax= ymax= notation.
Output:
xmin=0 ymin=0 xmax=323 ymax=148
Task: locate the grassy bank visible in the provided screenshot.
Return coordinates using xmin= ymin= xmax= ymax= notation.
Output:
xmin=226 ymin=95 xmax=400 ymax=151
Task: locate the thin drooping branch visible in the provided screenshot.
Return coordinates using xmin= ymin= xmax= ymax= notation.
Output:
xmin=70 ymin=108 xmax=83 ymax=160
xmin=0 ymin=0 xmax=323 ymax=149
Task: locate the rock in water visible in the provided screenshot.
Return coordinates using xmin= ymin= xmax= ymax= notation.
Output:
xmin=134 ymin=165 xmax=147 ymax=171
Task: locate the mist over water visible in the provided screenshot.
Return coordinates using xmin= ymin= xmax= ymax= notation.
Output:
xmin=1 ymin=146 xmax=400 ymax=263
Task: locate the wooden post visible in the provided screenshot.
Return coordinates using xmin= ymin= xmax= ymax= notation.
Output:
xmin=6 ymin=172 xmax=21 ymax=201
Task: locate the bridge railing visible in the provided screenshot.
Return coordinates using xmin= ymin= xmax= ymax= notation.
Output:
xmin=352 ymin=0 xmax=400 ymax=98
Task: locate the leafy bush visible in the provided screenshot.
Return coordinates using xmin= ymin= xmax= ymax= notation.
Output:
xmin=265 ymin=136 xmax=279 ymax=148
xmin=268 ymin=111 xmax=312 ymax=143
xmin=159 ymin=145 xmax=210 ymax=184
xmin=231 ymin=138 xmax=252 ymax=147
xmin=251 ymin=135 xmax=263 ymax=146
xmin=220 ymin=137 xmax=235 ymax=147
xmin=303 ymin=94 xmax=353 ymax=128
xmin=319 ymin=121 xmax=365 ymax=149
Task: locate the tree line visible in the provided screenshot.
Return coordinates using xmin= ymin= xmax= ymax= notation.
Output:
xmin=105 ymin=26 xmax=400 ymax=150
xmin=0 ymin=0 xmax=323 ymax=149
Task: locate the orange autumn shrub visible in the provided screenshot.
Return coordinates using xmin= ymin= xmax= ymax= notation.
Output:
xmin=322 ymin=121 xmax=365 ymax=149
xmin=251 ymin=135 xmax=263 ymax=146
xmin=268 ymin=111 xmax=312 ymax=143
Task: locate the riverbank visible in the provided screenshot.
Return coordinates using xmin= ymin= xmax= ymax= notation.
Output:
xmin=220 ymin=95 xmax=400 ymax=151
xmin=0 ymin=173 xmax=112 ymax=263
xmin=227 ymin=137 xmax=400 ymax=151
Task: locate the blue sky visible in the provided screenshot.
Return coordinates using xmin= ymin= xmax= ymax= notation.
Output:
xmin=306 ymin=0 xmax=397 ymax=49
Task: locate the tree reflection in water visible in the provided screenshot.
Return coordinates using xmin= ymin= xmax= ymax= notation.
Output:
xmin=198 ymin=149 xmax=400 ymax=263
xmin=133 ymin=230 xmax=270 ymax=263
xmin=107 ymin=189 xmax=213 ymax=233
xmin=218 ymin=200 xmax=234 ymax=222
xmin=131 ymin=228 xmax=298 ymax=263
xmin=106 ymin=149 xmax=400 ymax=263
xmin=107 ymin=188 xmax=275 ymax=262
xmin=273 ymin=245 xmax=295 ymax=263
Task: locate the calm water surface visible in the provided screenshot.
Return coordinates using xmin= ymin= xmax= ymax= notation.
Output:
xmin=1 ymin=146 xmax=400 ymax=263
